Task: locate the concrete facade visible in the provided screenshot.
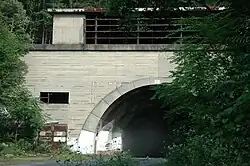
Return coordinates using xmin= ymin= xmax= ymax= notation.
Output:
xmin=52 ymin=14 xmax=85 ymax=44
xmin=24 ymin=51 xmax=175 ymax=138
xmin=24 ymin=9 xmax=179 ymax=154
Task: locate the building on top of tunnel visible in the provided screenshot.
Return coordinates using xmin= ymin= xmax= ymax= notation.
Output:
xmin=34 ymin=7 xmax=224 ymax=47
xmin=25 ymin=7 xmax=222 ymax=155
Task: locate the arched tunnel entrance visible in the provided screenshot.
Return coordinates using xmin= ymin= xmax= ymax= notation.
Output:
xmin=97 ymin=85 xmax=169 ymax=157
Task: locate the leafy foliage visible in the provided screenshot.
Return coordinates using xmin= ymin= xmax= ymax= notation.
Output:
xmin=1 ymin=0 xmax=250 ymax=165
xmin=152 ymin=1 xmax=250 ymax=165
xmin=93 ymin=154 xmax=138 ymax=166
xmin=17 ymin=0 xmax=107 ymax=44
xmin=56 ymin=153 xmax=139 ymax=166
xmin=0 ymin=0 xmax=30 ymax=41
xmin=0 ymin=139 xmax=50 ymax=156
xmin=101 ymin=0 xmax=250 ymax=165
xmin=0 ymin=1 xmax=44 ymax=141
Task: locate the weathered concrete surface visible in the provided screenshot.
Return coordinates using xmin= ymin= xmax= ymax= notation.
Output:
xmin=53 ymin=14 xmax=85 ymax=44
xmin=30 ymin=44 xmax=85 ymax=51
xmin=31 ymin=44 xmax=182 ymax=51
xmin=24 ymin=51 xmax=174 ymax=138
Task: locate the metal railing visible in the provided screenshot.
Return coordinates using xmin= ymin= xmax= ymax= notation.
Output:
xmin=85 ymin=17 xmax=200 ymax=44
xmin=33 ymin=17 xmax=200 ymax=45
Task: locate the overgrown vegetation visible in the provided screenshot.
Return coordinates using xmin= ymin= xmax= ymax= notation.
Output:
xmin=106 ymin=0 xmax=250 ymax=165
xmin=163 ymin=3 xmax=250 ymax=166
xmin=157 ymin=1 xmax=250 ymax=166
xmin=0 ymin=140 xmax=50 ymax=156
xmin=0 ymin=0 xmax=44 ymax=143
xmin=56 ymin=153 xmax=139 ymax=166
xmin=1 ymin=0 xmax=250 ymax=165
xmin=17 ymin=0 xmax=107 ymax=44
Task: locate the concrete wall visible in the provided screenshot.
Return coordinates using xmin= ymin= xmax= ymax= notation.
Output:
xmin=53 ymin=14 xmax=85 ymax=44
xmin=24 ymin=51 xmax=175 ymax=138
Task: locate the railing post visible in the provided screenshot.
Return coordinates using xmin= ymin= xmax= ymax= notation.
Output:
xmin=95 ymin=16 xmax=98 ymax=44
xmin=83 ymin=15 xmax=86 ymax=45
xmin=137 ymin=18 xmax=140 ymax=44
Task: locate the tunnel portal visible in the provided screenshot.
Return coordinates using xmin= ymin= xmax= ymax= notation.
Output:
xmin=98 ymin=85 xmax=170 ymax=157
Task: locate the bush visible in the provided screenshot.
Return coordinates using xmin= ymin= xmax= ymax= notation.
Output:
xmin=0 ymin=139 xmax=51 ymax=157
xmin=0 ymin=143 xmax=5 ymax=152
xmin=94 ymin=153 xmax=138 ymax=166
xmin=0 ymin=3 xmax=44 ymax=142
xmin=165 ymin=135 xmax=249 ymax=166
xmin=53 ymin=144 xmax=89 ymax=162
xmin=56 ymin=152 xmax=138 ymax=166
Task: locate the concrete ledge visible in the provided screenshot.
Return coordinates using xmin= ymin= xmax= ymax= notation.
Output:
xmin=31 ymin=44 xmax=182 ymax=51
xmin=30 ymin=44 xmax=85 ymax=51
xmin=84 ymin=44 xmax=181 ymax=51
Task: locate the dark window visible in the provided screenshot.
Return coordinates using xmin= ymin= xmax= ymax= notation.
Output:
xmin=40 ymin=92 xmax=69 ymax=104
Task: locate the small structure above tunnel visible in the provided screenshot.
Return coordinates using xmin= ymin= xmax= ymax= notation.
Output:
xmin=46 ymin=7 xmax=223 ymax=46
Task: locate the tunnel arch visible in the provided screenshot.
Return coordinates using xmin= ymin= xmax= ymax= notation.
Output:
xmin=77 ymin=77 xmax=172 ymax=154
xmin=82 ymin=77 xmax=171 ymax=133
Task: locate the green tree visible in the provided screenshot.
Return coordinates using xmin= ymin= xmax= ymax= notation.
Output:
xmin=0 ymin=1 xmax=44 ymax=141
xmin=157 ymin=1 xmax=250 ymax=165
xmin=71 ymin=0 xmax=106 ymax=8
xmin=105 ymin=0 xmax=250 ymax=165
xmin=17 ymin=0 xmax=104 ymax=44
xmin=0 ymin=0 xmax=30 ymax=47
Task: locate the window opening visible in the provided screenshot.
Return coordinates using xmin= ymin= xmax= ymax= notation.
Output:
xmin=40 ymin=92 xmax=69 ymax=104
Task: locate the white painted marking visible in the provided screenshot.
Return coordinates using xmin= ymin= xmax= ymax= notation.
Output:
xmin=154 ymin=80 xmax=161 ymax=84
xmin=96 ymin=131 xmax=109 ymax=151
xmin=54 ymin=137 xmax=66 ymax=142
xmin=77 ymin=130 xmax=95 ymax=154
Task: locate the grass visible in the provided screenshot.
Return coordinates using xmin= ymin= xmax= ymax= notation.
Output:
xmin=0 ymin=152 xmax=92 ymax=166
xmin=0 ymin=141 xmax=91 ymax=165
xmin=0 ymin=142 xmax=141 ymax=166
xmin=0 ymin=156 xmax=52 ymax=166
xmin=52 ymin=151 xmax=91 ymax=162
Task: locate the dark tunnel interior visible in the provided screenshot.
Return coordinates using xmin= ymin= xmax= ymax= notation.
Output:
xmin=101 ymin=85 xmax=171 ymax=157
